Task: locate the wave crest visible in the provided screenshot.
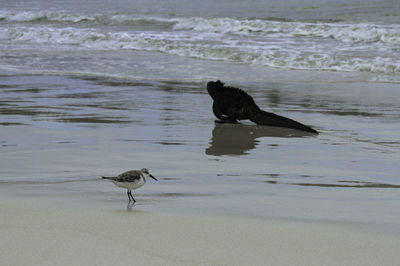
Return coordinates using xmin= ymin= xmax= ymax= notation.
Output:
xmin=1 ymin=10 xmax=399 ymax=76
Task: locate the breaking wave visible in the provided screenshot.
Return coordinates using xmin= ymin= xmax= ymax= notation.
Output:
xmin=1 ymin=9 xmax=399 ymax=75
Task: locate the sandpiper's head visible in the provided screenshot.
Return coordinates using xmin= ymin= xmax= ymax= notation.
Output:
xmin=140 ymin=168 xmax=157 ymax=181
xmin=207 ymin=80 xmax=224 ymax=99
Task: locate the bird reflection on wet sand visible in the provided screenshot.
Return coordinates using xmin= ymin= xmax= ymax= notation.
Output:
xmin=127 ymin=201 xmax=135 ymax=210
xmin=206 ymin=123 xmax=314 ymax=156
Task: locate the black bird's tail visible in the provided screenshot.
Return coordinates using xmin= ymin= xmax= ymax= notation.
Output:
xmin=249 ymin=110 xmax=318 ymax=134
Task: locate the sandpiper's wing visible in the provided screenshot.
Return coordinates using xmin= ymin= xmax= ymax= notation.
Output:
xmin=115 ymin=170 xmax=141 ymax=182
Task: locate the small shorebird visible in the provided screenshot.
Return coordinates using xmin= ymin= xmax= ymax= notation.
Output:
xmin=102 ymin=168 xmax=157 ymax=203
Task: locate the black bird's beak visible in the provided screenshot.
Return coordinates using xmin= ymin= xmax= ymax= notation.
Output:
xmin=149 ymin=174 xmax=158 ymax=181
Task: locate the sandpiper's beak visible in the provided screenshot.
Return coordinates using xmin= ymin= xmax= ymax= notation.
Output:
xmin=149 ymin=174 xmax=158 ymax=181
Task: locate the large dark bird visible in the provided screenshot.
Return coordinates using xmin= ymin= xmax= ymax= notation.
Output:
xmin=207 ymin=80 xmax=318 ymax=134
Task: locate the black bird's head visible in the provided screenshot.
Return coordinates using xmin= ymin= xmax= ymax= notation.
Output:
xmin=207 ymin=80 xmax=224 ymax=99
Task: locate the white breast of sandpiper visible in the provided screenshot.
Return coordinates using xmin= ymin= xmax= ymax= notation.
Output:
xmin=112 ymin=177 xmax=145 ymax=190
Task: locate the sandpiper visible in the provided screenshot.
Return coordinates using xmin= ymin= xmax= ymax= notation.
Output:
xmin=102 ymin=168 xmax=157 ymax=203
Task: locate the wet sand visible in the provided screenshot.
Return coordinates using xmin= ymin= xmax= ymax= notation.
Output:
xmin=2 ymin=0 xmax=400 ymax=262
xmin=1 ymin=69 xmax=400 ymax=265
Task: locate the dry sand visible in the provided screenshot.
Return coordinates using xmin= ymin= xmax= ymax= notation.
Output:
xmin=1 ymin=198 xmax=399 ymax=266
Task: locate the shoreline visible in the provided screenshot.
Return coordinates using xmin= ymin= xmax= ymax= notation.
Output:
xmin=2 ymin=0 xmax=400 ymax=263
xmin=1 ymin=197 xmax=399 ymax=266
xmin=1 ymin=69 xmax=400 ymax=265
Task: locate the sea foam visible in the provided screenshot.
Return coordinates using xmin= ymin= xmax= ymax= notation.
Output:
xmin=1 ymin=10 xmax=399 ymax=76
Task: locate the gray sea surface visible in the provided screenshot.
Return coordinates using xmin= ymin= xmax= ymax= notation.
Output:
xmin=0 ymin=0 xmax=400 ymax=227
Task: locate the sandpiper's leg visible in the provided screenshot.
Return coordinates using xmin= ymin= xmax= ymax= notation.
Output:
xmin=129 ymin=191 xmax=136 ymax=203
xmin=127 ymin=190 xmax=132 ymax=202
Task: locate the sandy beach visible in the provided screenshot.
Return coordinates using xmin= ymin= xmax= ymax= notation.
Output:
xmin=1 ymin=0 xmax=400 ymax=264
xmin=1 ymin=70 xmax=400 ymax=265
xmin=1 ymin=197 xmax=399 ymax=266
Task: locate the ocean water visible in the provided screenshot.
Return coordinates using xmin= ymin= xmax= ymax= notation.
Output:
xmin=1 ymin=0 xmax=400 ymax=226
xmin=1 ymin=0 xmax=400 ymax=81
